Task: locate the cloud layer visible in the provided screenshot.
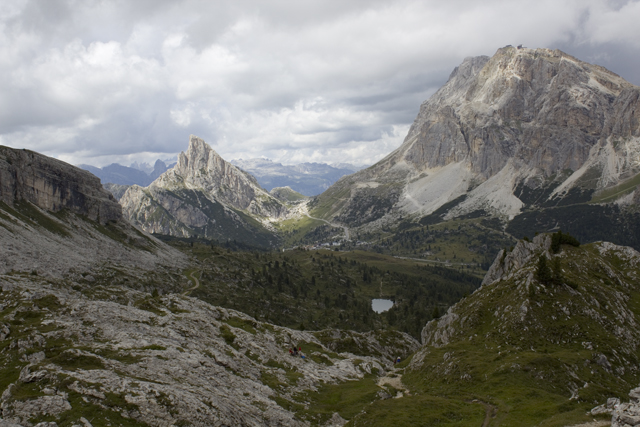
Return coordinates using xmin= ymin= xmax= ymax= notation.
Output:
xmin=1 ymin=0 xmax=639 ymax=167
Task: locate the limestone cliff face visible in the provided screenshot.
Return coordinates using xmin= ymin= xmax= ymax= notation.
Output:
xmin=313 ymin=47 xmax=640 ymax=226
xmin=400 ymin=48 xmax=636 ymax=177
xmin=0 ymin=146 xmax=122 ymax=224
xmin=120 ymin=136 xmax=286 ymax=245
xmin=0 ymin=146 xmax=186 ymax=276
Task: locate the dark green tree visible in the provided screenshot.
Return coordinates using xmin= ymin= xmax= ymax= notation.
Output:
xmin=551 ymin=257 xmax=563 ymax=286
xmin=535 ymin=255 xmax=552 ymax=285
xmin=551 ymin=230 xmax=580 ymax=254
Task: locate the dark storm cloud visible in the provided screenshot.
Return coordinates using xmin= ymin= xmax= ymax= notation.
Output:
xmin=0 ymin=0 xmax=639 ymax=167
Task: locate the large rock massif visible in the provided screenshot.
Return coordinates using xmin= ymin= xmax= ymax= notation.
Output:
xmin=0 ymin=146 xmax=186 ymax=277
xmin=120 ymin=136 xmax=289 ymax=247
xmin=0 ymin=147 xmax=121 ymax=225
xmin=312 ymin=47 xmax=640 ymax=236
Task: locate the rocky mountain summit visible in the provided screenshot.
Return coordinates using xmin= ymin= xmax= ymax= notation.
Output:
xmin=312 ymin=47 xmax=640 ymax=242
xmin=120 ymin=136 xmax=289 ymax=247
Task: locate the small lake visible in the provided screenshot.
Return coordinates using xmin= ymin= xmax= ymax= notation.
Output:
xmin=372 ymin=299 xmax=394 ymax=313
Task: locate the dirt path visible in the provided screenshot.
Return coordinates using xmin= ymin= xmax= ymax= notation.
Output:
xmin=468 ymin=400 xmax=497 ymax=427
xmin=182 ymin=270 xmax=201 ymax=296
xmin=377 ymin=372 xmax=410 ymax=398
xmin=564 ymin=422 xmax=609 ymax=427
xmin=305 ymin=213 xmax=350 ymax=241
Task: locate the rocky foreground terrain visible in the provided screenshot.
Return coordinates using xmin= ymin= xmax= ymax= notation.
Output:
xmin=0 ymin=274 xmax=417 ymax=426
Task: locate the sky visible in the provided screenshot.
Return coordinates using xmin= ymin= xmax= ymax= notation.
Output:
xmin=1 ymin=0 xmax=640 ymax=168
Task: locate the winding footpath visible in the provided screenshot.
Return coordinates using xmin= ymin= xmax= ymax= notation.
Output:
xmin=182 ymin=270 xmax=201 ymax=296
xmin=305 ymin=213 xmax=350 ymax=241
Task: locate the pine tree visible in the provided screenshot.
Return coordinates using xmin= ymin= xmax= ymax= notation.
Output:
xmin=551 ymin=257 xmax=563 ymax=285
xmin=535 ymin=255 xmax=552 ymax=285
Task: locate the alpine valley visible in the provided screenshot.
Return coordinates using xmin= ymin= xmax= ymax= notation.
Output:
xmin=2 ymin=46 xmax=640 ymax=427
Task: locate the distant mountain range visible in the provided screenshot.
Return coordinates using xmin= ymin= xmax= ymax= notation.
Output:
xmin=231 ymin=158 xmax=363 ymax=196
xmin=80 ymin=158 xmax=362 ymax=198
xmin=79 ymin=159 xmax=174 ymax=187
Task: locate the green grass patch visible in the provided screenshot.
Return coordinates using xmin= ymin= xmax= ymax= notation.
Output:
xmin=260 ymin=371 xmax=287 ymax=392
xmin=265 ymin=359 xmax=287 ymax=370
xmin=295 ymin=375 xmax=380 ymax=423
xmin=33 ymin=294 xmax=62 ymax=311
xmin=350 ymin=394 xmax=486 ymax=427
xmin=219 ymin=324 xmax=237 ymax=347
xmin=140 ymin=344 xmax=167 ymax=351
xmin=226 ymin=316 xmax=257 ymax=334
xmin=94 ymin=347 xmax=144 ymax=365
xmin=50 ymin=351 xmax=105 ymax=371
xmin=11 ymin=200 xmax=71 ymax=237
xmin=591 ymin=171 xmax=640 ymax=203
xmin=133 ymin=298 xmax=167 ymax=316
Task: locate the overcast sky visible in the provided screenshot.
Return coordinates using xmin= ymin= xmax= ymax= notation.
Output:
xmin=1 ymin=0 xmax=640 ymax=168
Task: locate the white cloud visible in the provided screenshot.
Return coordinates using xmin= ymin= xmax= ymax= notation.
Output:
xmin=0 ymin=0 xmax=639 ymax=167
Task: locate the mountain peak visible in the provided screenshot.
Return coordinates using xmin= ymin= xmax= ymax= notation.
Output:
xmin=120 ymin=136 xmax=288 ymax=245
xmin=313 ymin=46 xmax=640 ymax=228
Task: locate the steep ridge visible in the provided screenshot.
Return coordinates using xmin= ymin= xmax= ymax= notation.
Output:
xmin=312 ymin=47 xmax=640 ymax=237
xmin=356 ymin=233 xmax=640 ymax=425
xmin=0 ymin=145 xmax=186 ymax=277
xmin=120 ymin=136 xmax=288 ymax=247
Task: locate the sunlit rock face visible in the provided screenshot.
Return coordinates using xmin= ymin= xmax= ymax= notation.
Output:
xmin=314 ymin=47 xmax=640 ymax=225
xmin=120 ymin=136 xmax=287 ymax=246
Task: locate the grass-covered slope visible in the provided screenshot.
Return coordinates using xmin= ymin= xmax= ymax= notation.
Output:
xmin=361 ymin=234 xmax=640 ymax=426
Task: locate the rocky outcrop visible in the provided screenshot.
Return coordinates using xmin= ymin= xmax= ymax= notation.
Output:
xmin=0 ymin=146 xmax=121 ymax=224
xmin=120 ymin=136 xmax=287 ymax=245
xmin=312 ymin=47 xmax=640 ymax=227
xmin=154 ymin=136 xmax=287 ymax=218
xmin=102 ymin=183 xmax=130 ymax=201
xmin=481 ymin=234 xmax=551 ymax=286
xmin=612 ymin=387 xmax=640 ymax=426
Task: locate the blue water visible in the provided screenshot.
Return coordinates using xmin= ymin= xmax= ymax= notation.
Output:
xmin=372 ymin=299 xmax=393 ymax=313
